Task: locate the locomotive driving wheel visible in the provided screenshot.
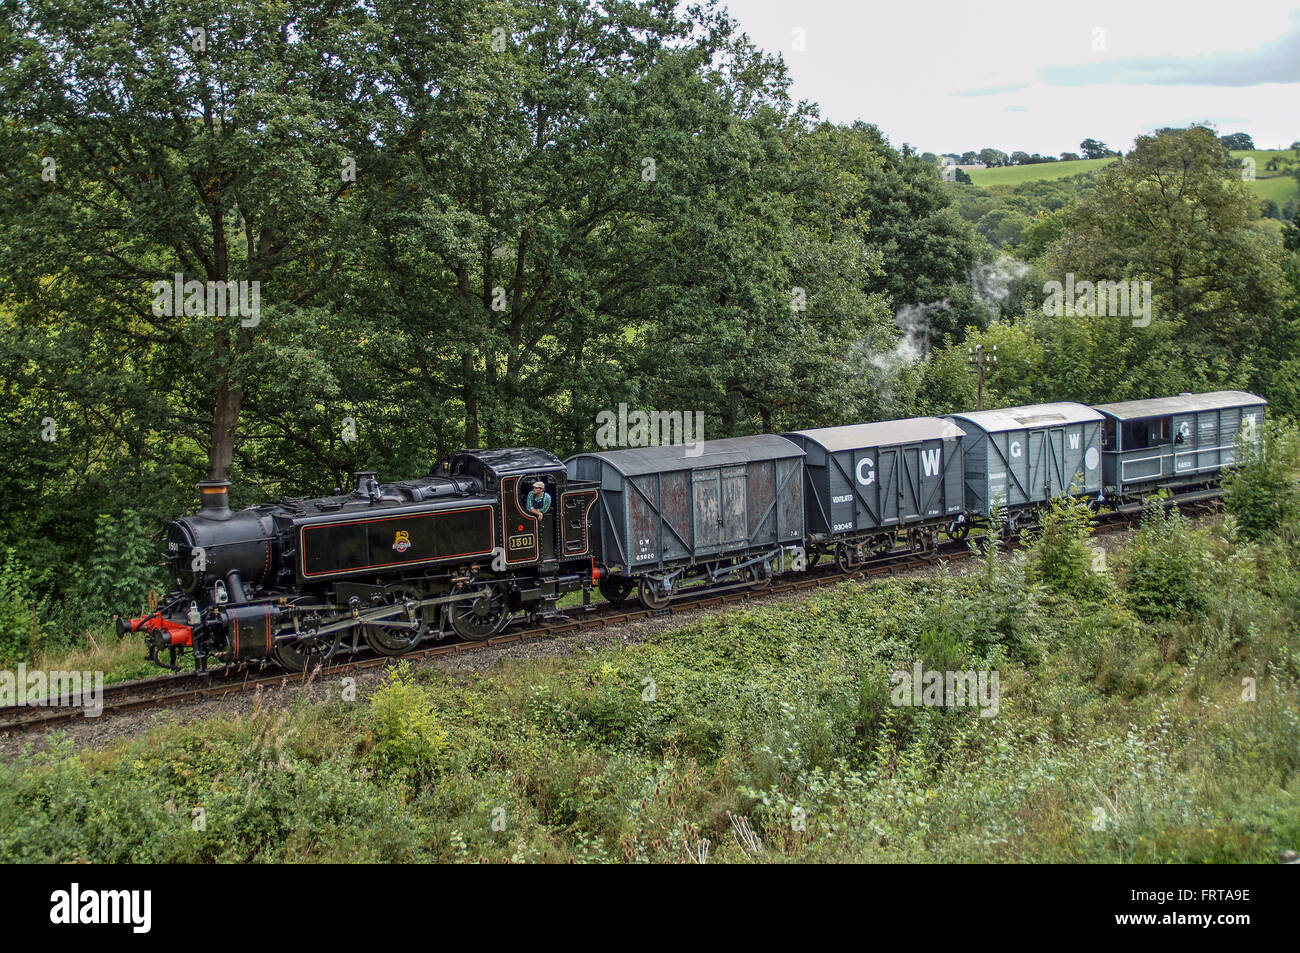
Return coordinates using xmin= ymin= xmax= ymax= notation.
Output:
xmin=447 ymin=582 xmax=511 ymax=641
xmin=274 ymin=609 xmax=342 ymax=672
xmin=363 ymin=589 xmax=428 ymax=657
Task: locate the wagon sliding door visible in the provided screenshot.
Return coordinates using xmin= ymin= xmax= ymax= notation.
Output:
xmin=691 ymin=466 xmax=751 ymax=556
xmin=900 ymin=448 xmax=922 ymax=522
xmin=720 ymin=466 xmax=748 ymax=547
xmin=1048 ymin=427 xmax=1067 ymax=496
xmin=877 ymin=449 xmax=900 ymax=525
xmin=691 ymin=470 xmax=721 ymax=554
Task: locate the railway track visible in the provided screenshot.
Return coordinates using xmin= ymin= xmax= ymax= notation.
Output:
xmin=0 ymin=495 xmax=1219 ymax=735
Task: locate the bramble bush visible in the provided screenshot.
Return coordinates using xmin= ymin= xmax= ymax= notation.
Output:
xmin=1028 ymin=496 xmax=1113 ymax=602
xmin=1120 ymin=495 xmax=1216 ymax=621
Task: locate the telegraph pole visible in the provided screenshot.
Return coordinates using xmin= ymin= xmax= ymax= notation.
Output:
xmin=967 ymin=343 xmax=998 ymax=411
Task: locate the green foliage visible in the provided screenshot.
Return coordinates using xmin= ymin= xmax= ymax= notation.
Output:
xmin=365 ymin=665 xmax=450 ymax=788
xmin=82 ymin=510 xmax=163 ymax=619
xmin=1045 ymin=126 xmax=1290 ymax=390
xmin=1028 ymin=496 xmax=1112 ymax=600
xmin=1121 ymin=496 xmax=1216 ymax=621
xmin=0 ymin=549 xmax=44 ymax=667
xmin=1223 ymin=420 xmax=1300 ymax=542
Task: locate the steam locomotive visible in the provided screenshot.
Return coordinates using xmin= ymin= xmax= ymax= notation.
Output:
xmin=120 ymin=449 xmax=600 ymax=671
xmin=119 ymin=390 xmax=1266 ymax=672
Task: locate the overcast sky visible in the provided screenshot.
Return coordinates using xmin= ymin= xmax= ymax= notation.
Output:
xmin=719 ymin=0 xmax=1300 ymax=155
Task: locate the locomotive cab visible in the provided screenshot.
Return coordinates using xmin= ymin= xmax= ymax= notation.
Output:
xmin=436 ymin=448 xmax=568 ymax=568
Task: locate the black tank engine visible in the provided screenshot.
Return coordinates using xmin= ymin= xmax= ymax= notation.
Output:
xmin=120 ymin=449 xmax=600 ymax=671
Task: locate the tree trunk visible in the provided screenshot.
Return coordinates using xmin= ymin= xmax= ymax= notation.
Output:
xmin=208 ymin=375 xmax=244 ymax=482
xmin=462 ymin=351 xmax=479 ymax=447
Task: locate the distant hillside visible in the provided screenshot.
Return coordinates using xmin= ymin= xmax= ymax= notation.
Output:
xmin=967 ymin=157 xmax=1117 ymax=186
xmin=965 ymin=150 xmax=1298 ymax=207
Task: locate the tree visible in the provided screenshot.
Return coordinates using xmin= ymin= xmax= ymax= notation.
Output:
xmin=1219 ymin=132 xmax=1255 ymax=151
xmin=1060 ymin=151 xmax=1081 ymax=162
xmin=1047 ymin=126 xmax=1290 ymax=387
xmin=1 ymin=0 xmax=387 ymax=482
xmin=809 ymin=123 xmax=985 ymax=348
xmin=1079 ymin=138 xmax=1113 ymax=159
xmin=975 ymin=208 xmax=1029 ymax=248
xmin=978 ymin=148 xmax=1008 ymax=168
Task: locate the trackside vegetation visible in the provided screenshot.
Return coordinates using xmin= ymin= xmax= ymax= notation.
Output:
xmin=2 ymin=427 xmax=1296 ymax=863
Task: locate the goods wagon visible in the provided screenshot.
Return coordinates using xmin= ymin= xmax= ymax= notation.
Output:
xmin=782 ymin=417 xmax=968 ymax=566
xmin=948 ymin=402 xmax=1103 ymax=522
xmin=566 ymin=436 xmax=805 ymax=606
xmin=1093 ymin=391 xmax=1266 ymax=503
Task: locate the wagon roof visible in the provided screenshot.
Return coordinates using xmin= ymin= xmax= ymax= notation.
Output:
xmin=785 ymin=417 xmax=966 ymax=451
xmin=566 ymin=434 xmax=803 ymax=477
xmin=950 ymin=402 xmax=1103 ymax=433
xmin=1091 ymin=390 xmax=1267 ymax=421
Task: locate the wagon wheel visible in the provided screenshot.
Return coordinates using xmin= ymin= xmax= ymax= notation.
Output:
xmin=908 ymin=528 xmax=935 ymax=554
xmin=363 ymin=589 xmax=427 ymax=657
xmin=599 ymin=575 xmax=635 ymax=605
xmin=748 ymin=564 xmax=773 ymax=591
xmin=448 ymin=582 xmax=511 ymax=641
xmin=944 ymin=516 xmax=970 ymax=541
xmin=274 ymin=621 xmax=342 ymax=673
xmin=637 ymin=575 xmax=673 ymax=610
xmin=1000 ymin=512 xmax=1020 ymax=541
xmin=834 ymin=542 xmax=857 ymax=574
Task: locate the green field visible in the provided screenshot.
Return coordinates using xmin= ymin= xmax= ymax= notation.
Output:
xmin=965 ymin=149 xmax=1299 ymax=206
xmin=966 ymin=157 xmax=1117 ymax=186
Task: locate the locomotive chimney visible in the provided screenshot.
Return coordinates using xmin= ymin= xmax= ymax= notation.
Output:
xmin=197 ymin=479 xmax=233 ymax=521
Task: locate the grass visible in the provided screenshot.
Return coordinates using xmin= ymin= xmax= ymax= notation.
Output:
xmin=966 ymin=157 xmax=1118 ymax=187
xmin=2 ymin=503 xmax=1297 ymax=863
xmin=964 ymin=150 xmax=1299 ymax=207
xmin=22 ymin=624 xmax=160 ymax=685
